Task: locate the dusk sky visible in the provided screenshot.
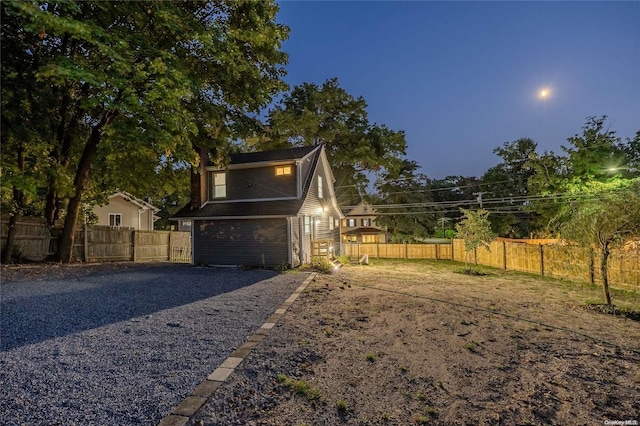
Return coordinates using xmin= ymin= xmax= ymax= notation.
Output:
xmin=276 ymin=1 xmax=640 ymax=179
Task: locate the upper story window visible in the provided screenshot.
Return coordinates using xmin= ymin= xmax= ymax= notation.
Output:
xmin=209 ymin=172 xmax=226 ymax=199
xmin=347 ymin=218 xmax=356 ymax=227
xmin=318 ymin=176 xmax=323 ymax=199
xmin=329 ymin=215 xmax=334 ymax=230
xmin=362 ymin=218 xmax=371 ymax=227
xmin=304 ymin=216 xmax=311 ymax=235
xmin=275 ymin=165 xmax=292 ymax=176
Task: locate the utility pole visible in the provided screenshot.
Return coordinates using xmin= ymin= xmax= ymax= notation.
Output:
xmin=473 ymin=191 xmax=483 ymax=208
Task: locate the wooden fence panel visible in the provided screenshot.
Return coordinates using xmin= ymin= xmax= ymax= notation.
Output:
xmin=407 ymin=244 xmax=435 ymax=259
xmin=377 ymin=244 xmax=404 ymax=259
xmin=82 ymin=226 xmax=133 ymax=262
xmin=504 ymin=242 xmax=542 ymax=274
xmin=452 ymin=239 xmax=467 ymax=263
xmin=0 ymin=219 xmax=54 ymax=261
xmin=170 ymin=231 xmax=192 ymax=263
xmin=475 ymin=241 xmax=504 ymax=269
xmin=607 ymin=248 xmax=640 ymax=290
xmin=543 ymin=245 xmax=592 ymax=283
xmin=134 ymin=231 xmax=170 ymax=262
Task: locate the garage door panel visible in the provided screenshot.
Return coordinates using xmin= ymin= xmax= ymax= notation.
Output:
xmin=194 ymin=219 xmax=288 ymax=267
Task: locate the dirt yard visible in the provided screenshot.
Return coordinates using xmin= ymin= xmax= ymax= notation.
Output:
xmin=194 ymin=259 xmax=640 ymax=426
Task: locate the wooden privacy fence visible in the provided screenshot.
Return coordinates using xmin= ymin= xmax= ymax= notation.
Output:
xmin=71 ymin=226 xmax=191 ymax=263
xmin=343 ymin=239 xmax=640 ymax=290
xmin=0 ymin=218 xmax=57 ymax=261
xmin=1 ymin=219 xmax=191 ymax=264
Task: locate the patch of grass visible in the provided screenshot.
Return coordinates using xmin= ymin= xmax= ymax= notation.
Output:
xmin=412 ymin=415 xmax=430 ymax=424
xmin=435 ymin=380 xmax=445 ymax=391
xmin=460 ymin=319 xmax=476 ymax=325
xmin=423 ymin=406 xmax=439 ymax=417
xmin=380 ymin=411 xmax=392 ymax=421
xmin=336 ymin=398 xmax=349 ymax=413
xmin=399 ymin=365 xmax=409 ymax=373
xmin=464 ymin=341 xmax=479 ymax=353
xmin=299 ymin=256 xmax=335 ymax=274
xmin=365 ymin=352 xmax=376 ymax=362
xmin=325 ymin=327 xmax=334 ymax=337
xmin=277 ymin=374 xmax=322 ymax=403
xmin=415 ymin=391 xmax=427 ymax=401
xmin=585 ymin=302 xmax=640 ymax=321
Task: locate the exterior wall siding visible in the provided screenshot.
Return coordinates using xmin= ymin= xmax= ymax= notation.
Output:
xmin=194 ymin=218 xmax=289 ymax=267
xmin=223 ymin=165 xmax=297 ymax=200
xmin=290 ymin=217 xmax=301 ymax=267
xmin=93 ymin=197 xmax=155 ymax=230
xmin=297 ymin=157 xmax=342 ymax=257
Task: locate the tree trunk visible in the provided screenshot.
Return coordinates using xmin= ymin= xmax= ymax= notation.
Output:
xmin=57 ymin=111 xmax=116 ymax=262
xmin=44 ymin=183 xmax=58 ymax=227
xmin=2 ymin=208 xmax=20 ymax=264
xmin=2 ymin=146 xmax=26 ymax=264
xmin=600 ymin=242 xmax=612 ymax=306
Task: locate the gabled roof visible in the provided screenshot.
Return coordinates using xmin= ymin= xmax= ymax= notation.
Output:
xmin=109 ymin=191 xmax=160 ymax=212
xmin=228 ymin=145 xmax=317 ymax=165
xmin=172 ymin=145 xmax=333 ymax=219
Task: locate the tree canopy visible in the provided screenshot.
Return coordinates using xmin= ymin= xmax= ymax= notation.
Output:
xmin=259 ymin=78 xmax=408 ymax=206
xmin=560 ymin=181 xmax=640 ymax=305
xmin=1 ymin=0 xmax=289 ymax=262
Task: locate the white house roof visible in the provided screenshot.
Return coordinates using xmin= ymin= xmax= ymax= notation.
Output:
xmin=109 ymin=191 xmax=160 ymax=213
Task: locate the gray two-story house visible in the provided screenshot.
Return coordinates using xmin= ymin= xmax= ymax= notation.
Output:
xmin=172 ymin=145 xmax=343 ymax=268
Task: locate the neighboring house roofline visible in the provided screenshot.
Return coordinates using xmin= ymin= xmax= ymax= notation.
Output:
xmin=109 ymin=191 xmax=160 ymax=213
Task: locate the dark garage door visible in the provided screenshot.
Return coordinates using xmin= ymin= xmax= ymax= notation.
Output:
xmin=194 ymin=218 xmax=289 ymax=267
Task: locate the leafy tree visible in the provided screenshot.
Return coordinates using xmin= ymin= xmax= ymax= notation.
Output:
xmin=481 ymin=138 xmax=537 ymax=237
xmin=2 ymin=1 xmax=289 ymax=262
xmin=260 ymin=78 xmax=407 ymax=206
xmin=455 ymin=208 xmax=495 ymax=272
xmin=526 ymin=116 xmax=637 ymax=234
xmin=560 ymin=181 xmax=640 ymax=305
xmin=371 ymin=160 xmax=437 ymax=242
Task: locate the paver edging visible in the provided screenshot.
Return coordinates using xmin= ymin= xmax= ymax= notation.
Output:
xmin=156 ymin=272 xmax=316 ymax=425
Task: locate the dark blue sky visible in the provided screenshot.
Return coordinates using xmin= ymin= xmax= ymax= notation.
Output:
xmin=276 ymin=1 xmax=640 ymax=179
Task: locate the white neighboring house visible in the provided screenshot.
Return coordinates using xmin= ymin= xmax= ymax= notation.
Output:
xmin=92 ymin=191 xmax=160 ymax=230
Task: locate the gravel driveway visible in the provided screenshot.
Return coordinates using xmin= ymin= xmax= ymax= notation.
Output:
xmin=0 ymin=263 xmax=311 ymax=425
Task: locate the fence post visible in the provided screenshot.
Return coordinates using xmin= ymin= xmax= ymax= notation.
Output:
xmin=435 ymin=244 xmax=439 ymax=260
xmin=167 ymin=231 xmax=172 ymax=261
xmin=502 ymin=241 xmax=507 ymax=270
xmin=132 ymin=231 xmax=137 ymax=262
xmin=405 ymin=242 xmax=408 ymax=259
xmin=451 ymin=240 xmax=454 ymax=261
xmin=589 ymin=248 xmax=595 ymax=284
xmin=539 ymin=244 xmax=544 ymax=276
xmin=376 ymin=243 xmax=380 ymax=259
xmin=83 ymin=223 xmax=89 ymax=263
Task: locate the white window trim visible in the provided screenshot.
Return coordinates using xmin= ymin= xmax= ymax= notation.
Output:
xmin=108 ymin=213 xmax=122 ymax=227
xmin=209 ymin=172 xmax=227 ymax=199
xmin=304 ymin=216 xmax=311 ymax=235
xmin=318 ymin=176 xmax=323 ymax=199
xmin=329 ymin=215 xmax=334 ymax=230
